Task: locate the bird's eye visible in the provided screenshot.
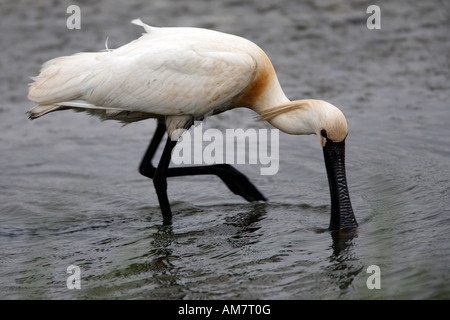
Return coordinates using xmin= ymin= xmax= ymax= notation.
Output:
xmin=320 ymin=129 xmax=327 ymax=138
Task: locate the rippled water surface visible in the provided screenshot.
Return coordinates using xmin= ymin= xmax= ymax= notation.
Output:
xmin=1 ymin=0 xmax=449 ymax=299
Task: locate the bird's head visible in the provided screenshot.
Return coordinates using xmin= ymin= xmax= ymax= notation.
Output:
xmin=314 ymin=102 xmax=348 ymax=147
xmin=260 ymin=99 xmax=358 ymax=233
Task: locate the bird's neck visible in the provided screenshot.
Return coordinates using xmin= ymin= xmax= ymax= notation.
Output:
xmin=257 ymin=99 xmax=324 ymax=136
xmin=236 ymin=51 xmax=321 ymax=136
xmin=250 ymin=84 xmax=290 ymax=115
xmin=237 ymin=48 xmax=291 ymax=115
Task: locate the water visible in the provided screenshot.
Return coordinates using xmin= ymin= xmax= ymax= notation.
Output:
xmin=1 ymin=0 xmax=449 ymax=299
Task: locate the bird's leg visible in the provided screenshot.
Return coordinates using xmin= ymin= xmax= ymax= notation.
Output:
xmin=165 ymin=165 xmax=267 ymax=202
xmin=139 ymin=121 xmax=266 ymax=222
xmin=152 ymin=136 xmax=178 ymax=224
xmin=138 ymin=120 xmax=167 ymax=179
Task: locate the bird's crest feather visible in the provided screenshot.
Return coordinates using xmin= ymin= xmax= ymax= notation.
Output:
xmin=258 ymin=100 xmax=311 ymax=121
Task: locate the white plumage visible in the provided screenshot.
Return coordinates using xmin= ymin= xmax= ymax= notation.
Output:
xmin=29 ymin=20 xmax=268 ymax=136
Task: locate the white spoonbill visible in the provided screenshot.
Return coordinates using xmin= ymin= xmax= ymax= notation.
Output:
xmin=28 ymin=19 xmax=357 ymax=232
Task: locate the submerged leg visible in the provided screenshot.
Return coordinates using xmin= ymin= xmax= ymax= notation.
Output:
xmin=152 ymin=136 xmax=178 ymax=223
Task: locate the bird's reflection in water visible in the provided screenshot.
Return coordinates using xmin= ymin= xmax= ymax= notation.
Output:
xmin=131 ymin=204 xmax=361 ymax=298
xmin=142 ymin=203 xmax=267 ymax=297
xmin=223 ymin=203 xmax=267 ymax=247
xmin=145 ymin=223 xmax=183 ymax=296
xmin=323 ymin=231 xmax=363 ymax=292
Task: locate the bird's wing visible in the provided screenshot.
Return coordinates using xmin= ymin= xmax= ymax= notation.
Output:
xmin=76 ymin=36 xmax=257 ymax=117
xmin=28 ymin=27 xmax=259 ymax=123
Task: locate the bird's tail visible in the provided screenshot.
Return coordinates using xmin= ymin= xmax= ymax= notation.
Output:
xmin=27 ymin=46 xmax=157 ymax=124
xmin=27 ymin=101 xmax=156 ymax=124
xmin=28 ymin=52 xmax=104 ymax=106
xmin=27 ymin=104 xmax=63 ymax=119
xmin=26 ymin=52 xmax=144 ymax=123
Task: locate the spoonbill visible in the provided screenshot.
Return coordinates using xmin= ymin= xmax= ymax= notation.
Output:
xmin=27 ymin=19 xmax=357 ymax=232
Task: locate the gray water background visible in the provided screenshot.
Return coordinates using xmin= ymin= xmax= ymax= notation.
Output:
xmin=0 ymin=0 xmax=449 ymax=299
